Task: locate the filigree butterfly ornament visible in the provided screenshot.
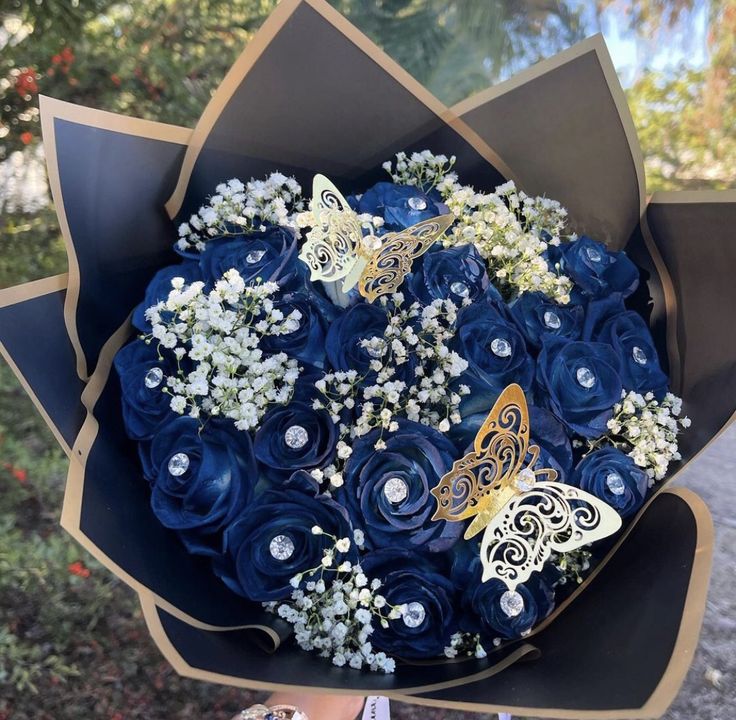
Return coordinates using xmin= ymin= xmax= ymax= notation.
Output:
xmin=298 ymin=174 xmax=454 ymax=302
xmin=431 ymin=384 xmax=622 ymax=594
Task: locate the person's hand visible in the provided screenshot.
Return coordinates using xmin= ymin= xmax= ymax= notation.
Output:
xmin=234 ymin=692 xmax=365 ymax=720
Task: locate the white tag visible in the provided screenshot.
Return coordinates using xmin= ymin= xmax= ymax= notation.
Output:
xmin=362 ymin=696 xmax=390 ymax=720
xmin=498 ymin=713 xmax=513 ymax=720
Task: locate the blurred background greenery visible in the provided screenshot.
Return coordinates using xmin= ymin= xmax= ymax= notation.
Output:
xmin=0 ymin=1 xmax=734 ymax=718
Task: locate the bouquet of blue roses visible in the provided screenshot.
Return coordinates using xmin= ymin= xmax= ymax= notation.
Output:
xmin=115 ymin=149 xmax=689 ymax=672
xmin=2 ymin=0 xmax=731 ymax=716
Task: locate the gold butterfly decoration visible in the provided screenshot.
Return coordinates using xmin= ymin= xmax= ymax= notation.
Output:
xmin=298 ymin=174 xmax=454 ymax=302
xmin=431 ymin=384 xmax=622 ymax=592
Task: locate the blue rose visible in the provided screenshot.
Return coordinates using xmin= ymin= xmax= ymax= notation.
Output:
xmin=560 ymin=236 xmax=639 ymax=299
xmin=452 ymin=300 xmax=535 ymax=415
xmin=407 ymin=244 xmax=493 ymax=305
xmin=570 ymin=447 xmax=649 ymax=519
xmin=254 ymin=399 xmax=338 ymax=481
xmin=339 ymin=421 xmax=462 ymax=553
xmin=260 ymin=291 xmax=339 ymax=370
xmin=215 ymin=473 xmax=354 ymax=602
xmin=361 ymin=549 xmax=458 ymax=659
xmin=147 ymin=417 xmax=257 ymax=556
xmin=354 ymin=182 xmax=445 ymax=232
xmin=198 ymin=226 xmax=305 ymax=291
xmin=448 ymin=406 xmax=573 ymax=483
xmin=536 ymin=337 xmax=624 ymax=438
xmin=510 ymin=291 xmax=583 ymax=349
xmin=132 ymin=261 xmax=202 ymax=333
xmin=325 ymin=302 xmax=391 ymax=379
xmin=528 ymin=406 xmax=574 ymax=482
xmin=114 ymin=339 xmax=177 ymax=442
xmin=581 ymin=294 xmax=626 ymax=340
xmin=596 ymin=311 xmax=669 ymax=399
xmin=451 ymin=543 xmax=555 ymax=639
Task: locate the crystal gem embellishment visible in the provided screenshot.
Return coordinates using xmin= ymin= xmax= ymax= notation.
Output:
xmin=383 ymin=477 xmax=409 ymax=504
xmin=515 ymin=468 xmax=536 ymax=492
xmin=585 ymin=245 xmax=602 ymax=263
xmin=366 ymin=338 xmax=387 ymax=358
xmin=450 ymin=281 xmax=470 ymax=298
xmin=284 ymin=425 xmax=309 ymax=449
xmin=606 ymin=471 xmax=626 ymax=496
xmin=408 ymin=196 xmax=428 ymax=211
xmin=543 ymin=311 xmax=561 ymax=330
xmin=632 ymin=346 xmax=648 ymax=365
xmin=144 ymin=367 xmax=163 ymax=389
xmin=491 ymin=338 xmax=512 ymax=358
xmin=403 ymin=601 xmax=426 ymax=628
xmin=245 ymin=249 xmax=266 ymax=264
xmin=500 ymin=590 xmax=525 ymax=618
xmin=576 ymin=366 xmax=596 ymax=388
xmin=168 ymin=452 xmax=190 ymax=476
xmin=269 ymin=534 xmax=295 ymax=561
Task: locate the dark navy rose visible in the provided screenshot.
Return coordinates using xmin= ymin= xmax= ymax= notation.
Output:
xmin=536 ymin=337 xmax=624 ymax=438
xmin=510 ymin=291 xmax=583 ymax=349
xmin=148 ymin=417 xmax=256 ymax=556
xmin=560 ymin=236 xmax=639 ymax=299
xmin=254 ymin=399 xmax=337 ymax=481
xmin=528 ymin=406 xmax=574 ymax=482
xmin=132 ymin=261 xmax=202 ymax=332
xmin=260 ymin=291 xmax=339 ymax=369
xmin=570 ymin=447 xmax=649 ymax=519
xmin=452 ymin=300 xmax=535 ymax=415
xmin=362 ymin=549 xmax=457 ymax=659
xmin=581 ymin=294 xmax=626 ymax=340
xmin=354 ymin=182 xmax=444 ymax=232
xmin=596 ymin=311 xmax=668 ymax=399
xmin=198 ymin=226 xmax=304 ymax=291
xmin=215 ymin=473 xmax=354 ymax=602
xmin=407 ymin=244 xmax=492 ymax=305
xmin=339 ymin=421 xmax=462 ymax=552
xmin=114 ymin=339 xmax=177 ymax=442
xmin=325 ymin=302 xmax=394 ymax=380
xmin=451 ymin=543 xmax=555 ymax=639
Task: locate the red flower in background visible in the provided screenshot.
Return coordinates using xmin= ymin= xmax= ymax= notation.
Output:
xmin=15 ymin=68 xmax=39 ymax=96
xmin=20 ymin=131 xmax=33 ymax=145
xmin=68 ymin=560 xmax=91 ymax=578
xmin=3 ymin=461 xmax=28 ymax=483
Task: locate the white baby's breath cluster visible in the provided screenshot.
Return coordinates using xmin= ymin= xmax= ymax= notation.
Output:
xmin=382 ymin=151 xmax=573 ymax=303
xmin=443 ymin=181 xmax=573 ymax=303
xmin=266 ymin=528 xmax=400 ymax=673
xmin=144 ymin=270 xmax=301 ymax=430
xmin=444 ymin=632 xmax=487 ymax=660
xmin=176 ymin=173 xmax=304 ymax=252
xmin=382 ymin=150 xmax=458 ymax=194
xmin=603 ymin=390 xmax=690 ymax=483
xmin=313 ymin=294 xmax=469 ymax=452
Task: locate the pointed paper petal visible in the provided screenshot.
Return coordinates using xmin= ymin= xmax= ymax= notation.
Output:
xmin=40 ymin=96 xmax=191 ymax=380
xmin=453 ymin=36 xmax=644 ymax=251
xmin=166 ymin=0 xmax=516 ymax=221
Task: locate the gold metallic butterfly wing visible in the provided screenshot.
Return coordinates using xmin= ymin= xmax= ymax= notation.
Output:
xmin=479 ymin=481 xmax=623 ymax=590
xmin=357 ymin=214 xmax=454 ymax=302
xmin=431 ymin=384 xmax=531 ymax=540
xmin=298 ymin=174 xmax=365 ymax=285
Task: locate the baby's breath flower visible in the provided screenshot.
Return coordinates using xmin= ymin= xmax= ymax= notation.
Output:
xmin=265 ymin=536 xmax=401 ymax=673
xmin=589 ymin=390 xmax=689 ymax=483
xmin=143 ymin=272 xmax=300 ymax=431
xmin=177 ymin=173 xmax=304 ymax=251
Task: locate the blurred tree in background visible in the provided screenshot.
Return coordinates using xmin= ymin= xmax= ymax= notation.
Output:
xmin=0 ymin=1 xmax=734 ymax=717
